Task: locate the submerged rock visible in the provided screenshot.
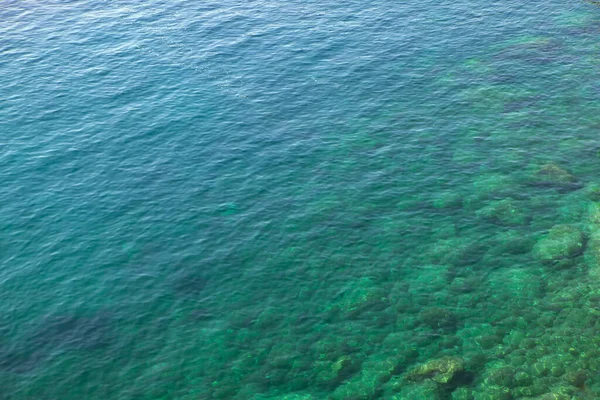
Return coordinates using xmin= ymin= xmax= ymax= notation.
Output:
xmin=585 ymin=202 xmax=600 ymax=229
xmin=472 ymin=385 xmax=512 ymax=400
xmin=0 ymin=312 xmax=114 ymax=373
xmin=172 ymin=271 xmax=209 ymax=296
xmin=530 ymin=393 xmax=571 ymax=400
xmin=315 ymin=355 xmax=361 ymax=388
xmin=471 ymin=173 xmax=516 ymax=201
xmin=526 ymin=163 xmax=582 ymax=192
xmin=329 ymin=361 xmax=394 ymax=400
xmin=475 ymin=198 xmax=529 ymax=225
xmin=391 ymin=379 xmax=443 ymax=399
xmin=482 ymin=365 xmax=515 ymax=387
xmin=489 ymin=230 xmax=535 ymax=255
xmin=432 ymin=192 xmax=464 ymax=209
xmin=418 ymin=307 xmax=459 ymax=331
xmin=537 ymin=163 xmax=577 ymax=184
xmin=532 ymin=224 xmax=585 ymax=264
xmin=585 ymin=183 xmax=600 ymax=202
xmin=584 ymin=232 xmax=600 ymax=278
xmin=452 ymin=387 xmax=474 ymax=400
xmin=428 ymin=238 xmax=487 ymax=267
xmin=407 ymin=356 xmax=465 ymax=384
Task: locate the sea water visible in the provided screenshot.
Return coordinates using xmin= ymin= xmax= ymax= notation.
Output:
xmin=2 ymin=0 xmax=600 ymax=398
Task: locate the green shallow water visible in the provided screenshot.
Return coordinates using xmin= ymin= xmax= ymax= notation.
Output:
xmin=3 ymin=0 xmax=600 ymax=399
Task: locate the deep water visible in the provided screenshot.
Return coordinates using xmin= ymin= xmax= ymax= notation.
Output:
xmin=3 ymin=0 xmax=600 ymax=399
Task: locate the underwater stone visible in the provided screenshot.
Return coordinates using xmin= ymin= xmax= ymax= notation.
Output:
xmin=391 ymin=379 xmax=443 ymax=400
xmin=452 ymin=387 xmax=474 ymax=400
xmin=429 ymin=237 xmax=487 ymax=266
xmin=549 ymin=365 xmax=565 ymax=378
xmin=536 ymin=163 xmax=577 ymax=184
xmin=512 ymin=386 xmax=535 ymax=397
xmin=563 ymin=370 xmax=588 ymax=388
xmin=432 ymin=192 xmax=463 ymax=209
xmin=252 ymin=394 xmax=314 ymax=400
xmin=288 ymin=376 xmax=310 ymax=392
xmin=531 ymin=395 xmax=570 ymax=400
xmin=432 ymin=222 xmax=459 ymax=240
xmin=475 ymin=198 xmax=528 ymax=225
xmin=449 ymin=276 xmax=481 ymax=294
xmin=336 ymin=278 xmax=390 ymax=316
xmin=532 ymin=224 xmax=585 ymax=264
xmin=471 ymin=173 xmax=515 ymax=201
xmin=475 ymin=334 xmax=503 ymax=350
xmin=472 ymin=385 xmax=512 ymax=400
xmin=329 ymin=367 xmax=385 ymax=400
xmin=504 ymin=330 xmax=525 ymax=347
xmin=482 ymin=365 xmax=515 ymax=388
xmin=406 ymin=356 xmax=465 ymax=384
xmin=332 ymin=355 xmax=359 ymax=377
xmin=315 ymin=355 xmax=361 ymax=388
xmin=489 ymin=230 xmax=535 ymax=255
xmin=211 ymin=384 xmax=238 ymax=399
xmin=585 ymin=202 xmax=600 ymax=228
xmin=172 ymin=271 xmax=209 ymax=296
xmin=277 ymin=395 xmax=315 ymax=400
xmin=514 ymin=370 xmax=532 ymax=386
xmin=523 ymin=163 xmax=582 ymax=193
xmin=418 ymin=307 xmax=458 ymax=331
xmin=585 ymin=183 xmax=600 ymax=202
xmin=464 ymin=352 xmax=488 ymax=373
xmin=0 ymin=312 xmax=115 ymax=373
xmin=509 ymin=355 xmax=526 ymax=369
xmin=584 ymin=232 xmax=600 ymax=278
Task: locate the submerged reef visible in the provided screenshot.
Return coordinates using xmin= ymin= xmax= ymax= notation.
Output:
xmin=164 ymin=14 xmax=600 ymax=400
xmin=200 ymin=160 xmax=600 ymax=399
xmin=407 ymin=356 xmax=465 ymax=384
xmin=0 ymin=312 xmax=114 ymax=373
xmin=532 ymin=224 xmax=585 ymax=265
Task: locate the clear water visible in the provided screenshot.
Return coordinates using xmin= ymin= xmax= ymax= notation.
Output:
xmin=2 ymin=1 xmax=600 ymax=399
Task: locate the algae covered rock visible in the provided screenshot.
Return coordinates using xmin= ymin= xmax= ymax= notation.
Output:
xmin=471 ymin=173 xmax=516 ymax=202
xmin=407 ymin=356 xmax=465 ymax=384
xmin=487 ymin=267 xmax=544 ymax=302
xmin=530 ymin=393 xmax=571 ymax=400
xmin=537 ymin=163 xmax=577 ymax=184
xmin=475 ymin=334 xmax=503 ymax=350
xmin=482 ymin=365 xmax=515 ymax=387
xmin=329 ymin=356 xmax=401 ymax=400
xmin=585 ymin=232 xmax=600 ymax=279
xmin=513 ymin=370 xmax=533 ymax=387
xmin=334 ymin=277 xmax=390 ymax=319
xmin=532 ymin=224 xmax=585 ymax=264
xmin=472 ymin=385 xmax=512 ymax=400
xmin=489 ymin=230 xmax=535 ymax=256
xmin=475 ymin=198 xmax=529 ymax=225
xmin=428 ymin=237 xmax=487 ymax=267
xmin=432 ymin=192 xmax=464 ymax=209
xmin=563 ymin=370 xmax=588 ymax=388
xmin=527 ymin=163 xmax=581 ymax=192
xmin=418 ymin=307 xmax=459 ymax=331
xmin=329 ymin=375 xmax=382 ymax=400
xmin=390 ymin=379 xmax=443 ymax=400
xmin=315 ymin=355 xmax=361 ymax=388
xmin=585 ymin=183 xmax=600 ymax=202
xmin=452 ymin=387 xmax=474 ymax=400
xmin=258 ymin=394 xmax=315 ymax=400
xmin=585 ymin=202 xmax=600 ymax=228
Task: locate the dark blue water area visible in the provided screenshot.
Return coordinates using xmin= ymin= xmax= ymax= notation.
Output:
xmin=2 ymin=0 xmax=600 ymax=398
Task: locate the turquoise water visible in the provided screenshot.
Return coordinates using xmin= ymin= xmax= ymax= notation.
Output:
xmin=3 ymin=0 xmax=600 ymax=398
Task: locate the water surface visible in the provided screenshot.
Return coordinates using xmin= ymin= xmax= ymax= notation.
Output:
xmin=2 ymin=0 xmax=600 ymax=398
